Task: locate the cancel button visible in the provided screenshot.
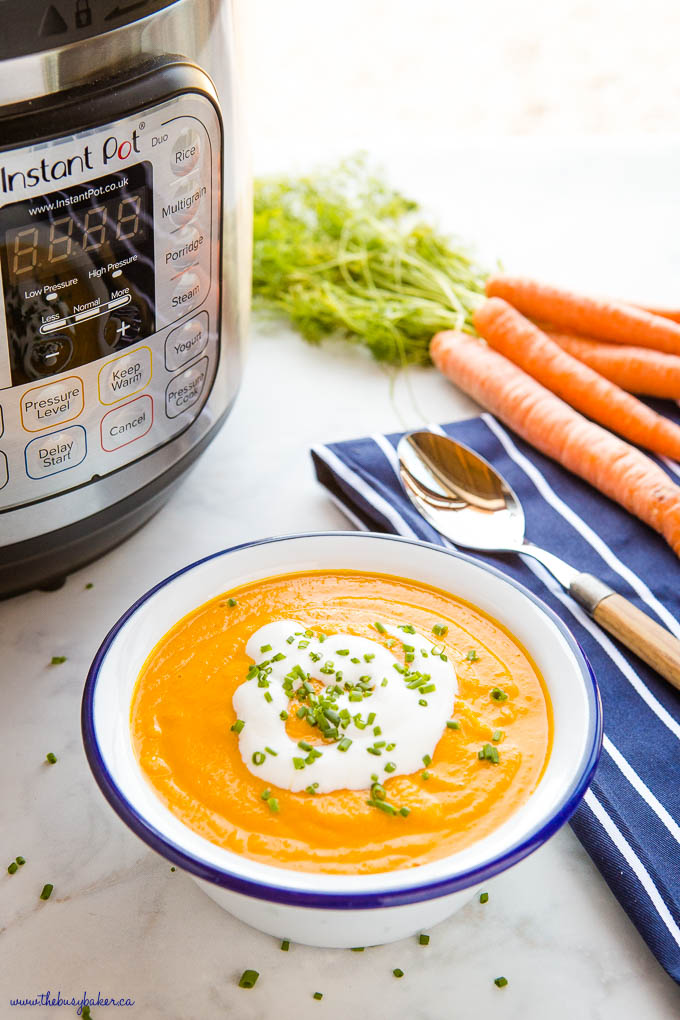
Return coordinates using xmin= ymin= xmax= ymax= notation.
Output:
xmin=100 ymin=395 xmax=153 ymax=452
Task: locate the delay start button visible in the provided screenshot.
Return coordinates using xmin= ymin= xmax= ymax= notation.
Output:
xmin=101 ymin=395 xmax=153 ymax=452
xmin=165 ymin=312 xmax=209 ymax=371
xmin=165 ymin=357 xmax=209 ymax=419
xmin=99 ymin=346 xmax=152 ymax=405
xmin=20 ymin=375 xmax=84 ymax=432
xmin=25 ymin=425 xmax=87 ymax=479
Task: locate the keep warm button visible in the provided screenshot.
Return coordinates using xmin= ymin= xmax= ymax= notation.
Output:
xmin=99 ymin=347 xmax=152 ymax=405
xmin=165 ymin=357 xmax=209 ymax=419
xmin=101 ymin=395 xmax=153 ymax=452
xmin=25 ymin=425 xmax=87 ymax=479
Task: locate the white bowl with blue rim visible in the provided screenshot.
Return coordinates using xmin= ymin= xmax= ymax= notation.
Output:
xmin=82 ymin=532 xmax=602 ymax=948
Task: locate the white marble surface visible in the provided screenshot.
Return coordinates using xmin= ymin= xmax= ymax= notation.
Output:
xmin=3 ymin=133 xmax=680 ymax=1016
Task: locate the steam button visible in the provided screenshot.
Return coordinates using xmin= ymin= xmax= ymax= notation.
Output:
xmin=170 ymin=127 xmax=201 ymax=176
xmin=170 ymin=271 xmax=204 ymax=316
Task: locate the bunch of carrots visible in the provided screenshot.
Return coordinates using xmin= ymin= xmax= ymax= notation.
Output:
xmin=431 ymin=278 xmax=680 ymax=558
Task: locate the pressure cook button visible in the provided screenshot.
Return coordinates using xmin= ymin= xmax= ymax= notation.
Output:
xmin=170 ymin=127 xmax=202 ymax=176
xmin=165 ymin=312 xmax=209 ymax=372
xmin=20 ymin=375 xmax=84 ymax=433
xmin=165 ymin=357 xmax=209 ymax=419
xmin=0 ymin=451 xmax=7 ymax=491
xmin=100 ymin=395 xmax=153 ymax=452
xmin=170 ymin=272 xmax=204 ymax=316
xmin=98 ymin=346 xmax=152 ymax=405
xmin=162 ymin=173 xmax=207 ymax=228
xmin=25 ymin=425 xmax=87 ymax=479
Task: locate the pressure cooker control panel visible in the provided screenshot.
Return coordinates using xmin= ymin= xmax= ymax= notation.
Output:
xmin=0 ymin=87 xmax=221 ymax=511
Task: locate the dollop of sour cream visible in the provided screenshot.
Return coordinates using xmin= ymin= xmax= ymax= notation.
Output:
xmin=232 ymin=619 xmax=458 ymax=793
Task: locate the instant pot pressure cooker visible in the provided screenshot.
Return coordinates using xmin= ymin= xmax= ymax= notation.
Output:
xmin=0 ymin=0 xmax=250 ymax=597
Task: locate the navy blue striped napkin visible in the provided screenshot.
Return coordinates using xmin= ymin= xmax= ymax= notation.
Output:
xmin=311 ymin=409 xmax=680 ymax=983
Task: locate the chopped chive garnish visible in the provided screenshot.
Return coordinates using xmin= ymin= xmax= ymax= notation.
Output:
xmin=268 ymin=798 xmax=280 ymax=813
xmin=373 ymin=726 xmax=382 ymax=736
xmin=271 ymin=652 xmax=286 ymax=662
xmin=170 ymin=867 xmax=176 ymax=872
xmin=227 ymin=598 xmax=237 ymax=607
xmin=296 ymin=706 xmax=308 ymax=719
xmin=264 ymin=691 xmax=273 ymax=703
xmin=400 ymin=624 xmax=416 ymax=634
xmin=399 ymin=806 xmax=410 ymax=817
xmin=45 ymin=752 xmax=58 ymax=764
xmin=494 ymin=976 xmax=508 ymax=988
xmin=85 ymin=582 xmax=94 ymax=589
xmin=50 ymin=656 xmax=66 ymax=666
xmin=478 ymin=743 xmax=500 ymax=764
xmin=298 ymin=740 xmax=313 ymax=751
xmin=264 ymin=746 xmax=278 ymax=756
xmin=231 ymin=720 xmax=245 ymax=734
xmin=422 ymin=754 xmax=432 ymax=766
xmin=261 ymin=789 xmax=271 ymax=800
xmin=386 ymin=742 xmax=396 ymax=751
xmin=393 ymin=968 xmax=404 ymax=978
xmin=421 ymin=771 xmax=430 ymax=780
xmin=238 ymin=969 xmax=259 ymax=988
xmin=418 ymin=699 xmax=428 ymax=707
xmin=280 ymin=710 xmax=288 ymax=721
xmin=338 ymin=737 xmax=352 ymax=752
xmin=446 ymin=720 xmax=460 ymax=730
xmin=260 ymin=644 xmax=272 ymax=653
xmin=492 ymin=729 xmax=504 ymax=743
xmin=16 ymin=857 xmax=25 ymax=866
xmin=350 ymin=657 xmax=360 ymax=664
xmin=350 ymin=947 xmax=365 ymax=952
xmin=432 ymin=623 xmax=449 ymax=637
xmin=366 ymin=798 xmax=396 ymax=815
xmin=7 ymin=862 xmax=17 ymax=874
xmin=293 ymin=757 xmax=306 ymax=770
xmin=306 ymin=783 xmax=319 ymax=794
xmin=252 ymin=751 xmax=266 ymax=765
xmin=418 ymin=934 xmax=430 ymax=945
xmin=337 ymin=649 xmax=349 ymax=656
xmin=479 ymin=891 xmax=489 ymax=904
xmin=466 ymin=649 xmax=478 ymax=661
xmin=313 ymin=992 xmax=323 ymax=1000
xmin=374 ymin=622 xmax=386 ymax=634
xmin=364 ymin=653 xmax=375 ymax=662
xmin=286 ymin=636 xmax=295 ymax=644
xmin=381 ymin=678 xmax=388 ymax=687
xmin=281 ymin=940 xmax=290 ymax=951
xmin=40 ymin=884 xmax=53 ymax=900
xmin=384 ymin=762 xmax=396 ymax=773
xmin=490 ymin=687 xmax=508 ymax=702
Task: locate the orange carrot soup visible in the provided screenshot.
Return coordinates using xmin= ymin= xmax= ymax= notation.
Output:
xmin=131 ymin=570 xmax=553 ymax=874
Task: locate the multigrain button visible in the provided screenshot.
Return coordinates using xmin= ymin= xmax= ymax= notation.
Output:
xmin=98 ymin=346 xmax=152 ymax=405
xmin=170 ymin=127 xmax=201 ymax=176
xmin=25 ymin=425 xmax=86 ymax=479
xmin=0 ymin=451 xmax=7 ymax=490
xmin=165 ymin=312 xmax=209 ymax=371
xmin=20 ymin=375 xmax=84 ymax=432
xmin=161 ymin=172 xmax=207 ymax=228
xmin=165 ymin=357 xmax=209 ymax=418
xmin=100 ymin=395 xmax=153 ymax=452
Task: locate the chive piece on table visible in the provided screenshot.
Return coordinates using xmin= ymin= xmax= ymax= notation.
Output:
xmin=50 ymin=656 xmax=66 ymax=666
xmin=313 ymin=992 xmax=323 ymax=1000
xmin=85 ymin=583 xmax=94 ymax=590
xmin=7 ymin=862 xmax=17 ymax=874
xmin=238 ymin=969 xmax=259 ymax=988
xmin=350 ymin=947 xmax=365 ymax=952
xmin=45 ymin=752 xmax=57 ymax=764
xmin=280 ymin=939 xmax=290 ymax=951
xmin=418 ymin=933 xmax=430 ymax=945
xmin=479 ymin=891 xmax=489 ymax=903
xmin=393 ymin=968 xmax=404 ymax=978
xmin=16 ymin=856 xmax=25 ymax=866
xmin=494 ymin=976 xmax=508 ymax=988
xmin=40 ymin=884 xmax=53 ymax=900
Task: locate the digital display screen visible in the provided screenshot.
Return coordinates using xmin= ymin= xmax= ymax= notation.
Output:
xmin=0 ymin=162 xmax=156 ymax=385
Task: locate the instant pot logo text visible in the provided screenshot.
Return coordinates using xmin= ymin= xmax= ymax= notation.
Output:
xmin=0 ymin=130 xmax=141 ymax=194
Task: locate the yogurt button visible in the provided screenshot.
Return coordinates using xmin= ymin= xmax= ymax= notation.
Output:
xmin=170 ymin=127 xmax=201 ymax=176
xmin=100 ymin=395 xmax=153 ymax=452
xmin=25 ymin=425 xmax=86 ymax=479
xmin=99 ymin=346 xmax=152 ymax=405
xmin=165 ymin=312 xmax=209 ymax=371
xmin=20 ymin=375 xmax=84 ymax=433
xmin=165 ymin=357 xmax=209 ymax=419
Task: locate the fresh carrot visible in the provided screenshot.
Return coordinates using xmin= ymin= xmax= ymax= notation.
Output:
xmin=430 ymin=329 xmax=680 ymax=557
xmin=640 ymin=306 xmax=680 ymax=325
xmin=486 ymin=275 xmax=680 ymax=355
xmin=546 ymin=330 xmax=680 ymax=399
xmin=474 ymin=298 xmax=680 ymax=459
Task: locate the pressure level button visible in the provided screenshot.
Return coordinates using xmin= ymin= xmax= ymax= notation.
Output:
xmin=20 ymin=376 xmax=84 ymax=432
xmin=170 ymin=127 xmax=201 ymax=176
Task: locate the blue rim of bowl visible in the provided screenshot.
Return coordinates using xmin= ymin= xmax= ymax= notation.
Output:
xmin=82 ymin=531 xmax=602 ymax=910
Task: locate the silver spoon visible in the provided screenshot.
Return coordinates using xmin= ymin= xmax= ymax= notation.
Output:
xmin=398 ymin=429 xmax=680 ymax=690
